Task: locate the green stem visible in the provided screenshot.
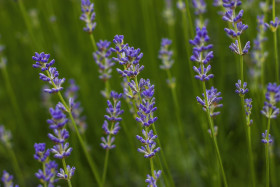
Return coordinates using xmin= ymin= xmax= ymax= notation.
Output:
xmin=273 ymin=31 xmax=279 ymax=83
xmin=166 ymin=69 xmax=184 ymax=139
xmin=42 ymin=162 xmax=47 ymax=187
xmin=62 ymin=159 xmax=73 ymax=187
xmin=46 ymin=71 xmax=102 ymax=186
xmin=105 ymin=80 xmax=111 ymax=99
xmin=265 ymin=116 xmax=271 ymax=187
xmin=102 ymin=148 xmax=110 ymax=186
xmin=90 ymin=33 xmax=98 ymax=51
xmin=150 ymin=158 xmax=155 ymax=178
xmin=8 ymin=148 xmax=25 ymax=187
xmin=247 ymin=126 xmax=256 ymax=187
xmin=202 ymin=82 xmax=228 ymax=187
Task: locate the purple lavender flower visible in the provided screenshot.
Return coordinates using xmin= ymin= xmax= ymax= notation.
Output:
xmin=261 ymin=130 xmax=273 ymax=144
xmin=80 ymin=0 xmax=96 ymax=33
xmin=65 ymin=80 xmax=88 ymax=134
xmin=145 ymin=170 xmax=162 ymax=187
xmin=261 ymin=83 xmax=280 ymax=119
xmin=100 ymin=91 xmax=124 ymax=150
xmin=197 ymin=87 xmax=223 ymax=117
xmin=190 ymin=27 xmax=214 ymax=81
xmin=57 ymin=166 xmax=75 ymax=180
xmin=34 ymin=143 xmax=50 ymax=162
xmin=1 ymin=171 xmax=18 ymax=187
xmin=222 ymin=0 xmax=241 ymax=8
xmin=235 ymin=80 xmax=249 ymax=96
xmin=192 ymin=0 xmax=206 ymax=15
xmin=93 ymin=40 xmax=115 ymax=81
xmin=265 ymin=17 xmax=280 ymax=32
xmin=35 ymin=160 xmax=58 ymax=185
xmin=229 ymin=40 xmax=250 ymax=55
xmin=32 ymin=52 xmax=65 ymax=94
xmin=244 ymin=98 xmax=253 ymax=126
xmin=0 ymin=125 xmax=12 ymax=147
xmin=158 ymin=38 xmax=174 ymax=70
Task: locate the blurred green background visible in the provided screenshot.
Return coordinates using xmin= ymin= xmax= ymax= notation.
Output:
xmin=0 ymin=0 xmax=280 ymax=186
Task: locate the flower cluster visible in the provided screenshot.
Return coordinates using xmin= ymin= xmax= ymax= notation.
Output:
xmin=163 ymin=0 xmax=175 ymax=26
xmin=261 ymin=130 xmax=273 ymax=144
xmin=100 ymin=91 xmax=124 ymax=149
xmin=158 ymin=38 xmax=176 ymax=88
xmin=1 ymin=171 xmax=18 ymax=187
xmin=93 ymin=40 xmax=114 ymax=81
xmin=250 ymin=15 xmax=268 ymax=89
xmin=32 ymin=52 xmax=65 ymax=94
xmin=0 ymin=125 xmax=12 ymax=148
xmin=80 ymin=0 xmax=96 ymax=33
xmin=111 ymin=35 xmax=144 ymax=78
xmin=145 ymin=170 xmax=162 ymax=187
xmin=197 ymin=87 xmax=223 ymax=117
xmin=244 ymin=98 xmax=253 ymax=126
xmin=261 ymin=83 xmax=280 ymax=119
xmin=34 ymin=143 xmax=58 ymax=186
xmin=192 ymin=0 xmax=206 ymax=15
xmin=265 ymin=17 xmax=280 ymax=32
xmin=222 ymin=1 xmax=250 ymax=55
xmin=65 ymin=79 xmax=88 ymax=134
xmin=235 ymin=80 xmax=249 ymax=96
xmin=189 ymin=27 xmax=214 ymax=81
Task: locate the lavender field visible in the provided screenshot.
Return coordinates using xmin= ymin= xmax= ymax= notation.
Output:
xmin=0 ymin=0 xmax=280 ymax=186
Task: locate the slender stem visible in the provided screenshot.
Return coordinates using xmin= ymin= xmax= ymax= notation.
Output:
xmin=102 ymin=148 xmax=110 ymax=186
xmin=265 ymin=116 xmax=271 ymax=187
xmin=150 ymin=158 xmax=155 ymax=178
xmin=202 ymin=82 xmax=228 ymax=187
xmin=42 ymin=162 xmax=47 ymax=187
xmin=90 ymin=33 xmax=98 ymax=52
xmin=166 ymin=69 xmax=184 ymax=138
xmin=8 ymin=148 xmax=25 ymax=187
xmin=46 ymin=71 xmax=102 ymax=186
xmin=62 ymin=159 xmax=73 ymax=187
xmin=105 ymin=80 xmax=111 ymax=99
xmin=273 ymin=32 xmax=279 ymax=83
xmin=247 ymin=126 xmax=256 ymax=187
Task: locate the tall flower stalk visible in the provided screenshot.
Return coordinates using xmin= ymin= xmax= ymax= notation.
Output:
xmin=111 ymin=35 xmax=175 ymax=187
xmin=32 ymin=52 xmax=102 ymax=186
xmin=158 ymin=38 xmax=184 ymax=139
xmin=261 ymin=83 xmax=280 ymax=187
xmin=0 ymin=125 xmax=24 ymax=187
xmin=190 ymin=27 xmax=228 ymax=187
xmin=222 ymin=1 xmax=254 ymax=186
xmin=100 ymin=91 xmax=124 ymax=185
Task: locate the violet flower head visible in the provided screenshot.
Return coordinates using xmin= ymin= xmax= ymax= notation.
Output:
xmin=192 ymin=0 xmax=206 ymax=15
xmin=101 ymin=91 xmax=124 ymax=150
xmin=57 ymin=165 xmax=75 ymax=180
xmin=261 ymin=130 xmax=273 ymax=144
xmin=197 ymin=87 xmax=223 ymax=117
xmin=235 ymin=80 xmax=249 ymax=96
xmin=222 ymin=0 xmax=241 ymax=9
xmin=158 ymin=38 xmax=174 ymax=70
xmin=1 ymin=171 xmax=18 ymax=187
xmin=261 ymin=83 xmax=280 ymax=119
xmin=35 ymin=160 xmax=58 ymax=185
xmin=145 ymin=170 xmax=162 ymax=187
xmin=93 ymin=40 xmax=115 ymax=81
xmin=190 ymin=27 xmax=214 ymax=81
xmin=80 ymin=0 xmax=96 ymax=33
xmin=0 ymin=125 xmax=12 ymax=148
xmin=65 ymin=80 xmax=88 ymax=134
xmin=34 ymin=143 xmax=50 ymax=162
xmin=265 ymin=17 xmax=280 ymax=32
xmin=111 ymin=35 xmax=144 ymax=78
xmin=244 ymin=98 xmax=253 ymax=126
xmin=32 ymin=52 xmax=65 ymax=94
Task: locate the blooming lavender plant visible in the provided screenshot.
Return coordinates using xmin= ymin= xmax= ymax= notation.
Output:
xmin=80 ymin=0 xmax=96 ymax=33
xmin=1 ymin=171 xmax=18 ymax=187
xmin=244 ymin=98 xmax=253 ymax=126
xmin=100 ymin=91 xmax=124 ymax=149
xmin=145 ymin=170 xmax=162 ymax=187
xmin=192 ymin=0 xmax=207 ymax=27
xmin=34 ymin=143 xmax=58 ymax=186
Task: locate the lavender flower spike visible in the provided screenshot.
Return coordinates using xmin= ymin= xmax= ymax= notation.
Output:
xmin=261 ymin=130 xmax=273 ymax=144
xmin=196 ymin=87 xmax=223 ymax=117
xmin=265 ymin=17 xmax=280 ymax=32
xmin=158 ymin=38 xmax=174 ymax=70
xmin=261 ymin=83 xmax=280 ymax=119
xmin=100 ymin=91 xmax=124 ymax=149
xmin=57 ymin=165 xmax=75 ymax=180
xmin=235 ymin=80 xmax=249 ymax=96
xmin=80 ymin=0 xmax=96 ymax=33
xmin=244 ymin=98 xmax=253 ymax=126
xmin=32 ymin=52 xmax=65 ymax=94
xmin=145 ymin=170 xmax=162 ymax=187
xmin=1 ymin=171 xmax=18 ymax=187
